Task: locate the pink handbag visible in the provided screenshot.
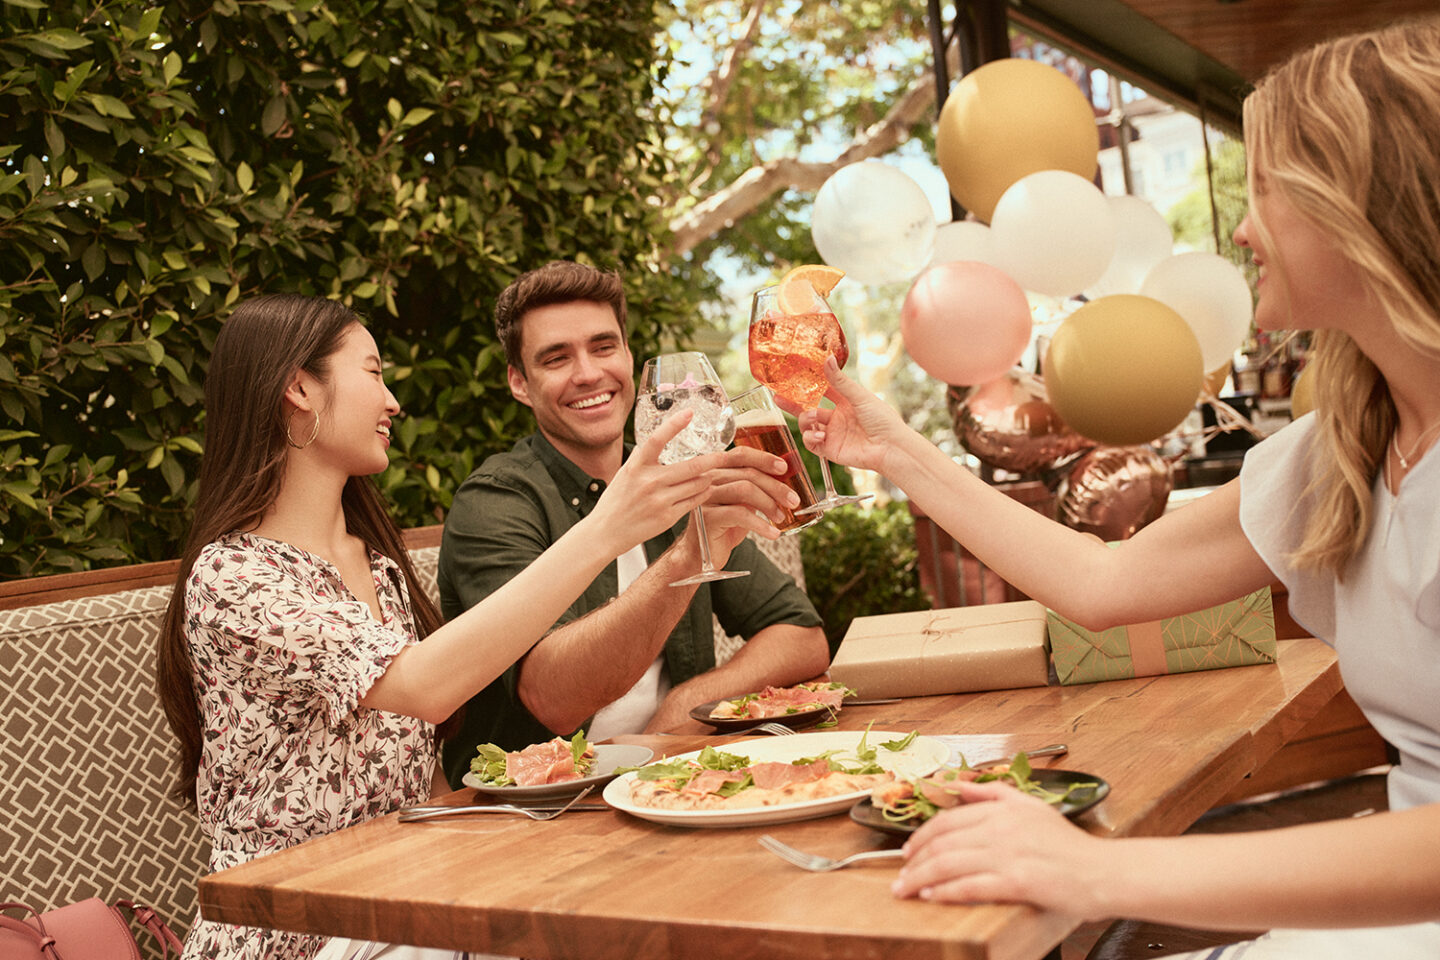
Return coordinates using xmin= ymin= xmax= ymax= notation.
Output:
xmin=0 ymin=899 xmax=183 ymax=960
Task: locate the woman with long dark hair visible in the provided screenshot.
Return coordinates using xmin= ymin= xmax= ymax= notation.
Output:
xmin=157 ymin=294 xmax=785 ymax=960
xmin=797 ymin=17 xmax=1440 ymax=959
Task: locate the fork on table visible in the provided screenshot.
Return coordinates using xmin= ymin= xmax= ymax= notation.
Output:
xmin=751 ymin=722 xmax=798 ymax=736
xmin=398 ymin=785 xmax=596 ymax=823
xmin=757 ymin=834 xmax=906 ymax=872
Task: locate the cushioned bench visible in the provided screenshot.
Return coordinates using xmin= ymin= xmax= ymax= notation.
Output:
xmin=0 ymin=526 xmax=803 ymax=950
xmin=0 ymin=528 xmax=442 ymax=949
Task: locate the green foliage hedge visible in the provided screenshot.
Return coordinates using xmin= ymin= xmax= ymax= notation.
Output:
xmin=799 ymin=499 xmax=926 ymax=647
xmin=0 ymin=0 xmax=697 ymax=578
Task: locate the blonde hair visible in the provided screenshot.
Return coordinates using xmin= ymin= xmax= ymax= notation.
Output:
xmin=1243 ymin=16 xmax=1440 ymax=577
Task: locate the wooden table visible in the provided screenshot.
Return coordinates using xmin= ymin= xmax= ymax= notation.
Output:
xmin=199 ymin=638 xmax=1343 ymax=960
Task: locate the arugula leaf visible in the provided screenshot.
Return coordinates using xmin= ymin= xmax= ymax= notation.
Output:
xmin=468 ymin=742 xmax=514 ymax=786
xmin=881 ymin=731 xmax=917 ymax=751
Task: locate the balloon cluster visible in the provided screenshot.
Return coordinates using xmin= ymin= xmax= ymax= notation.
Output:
xmin=809 ymin=57 xmax=1256 ymax=540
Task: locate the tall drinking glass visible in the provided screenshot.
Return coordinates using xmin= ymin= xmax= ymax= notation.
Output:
xmin=748 ymin=284 xmax=872 ymax=513
xmin=729 ymin=384 xmax=819 ymax=535
xmin=634 ymin=352 xmax=748 ymax=586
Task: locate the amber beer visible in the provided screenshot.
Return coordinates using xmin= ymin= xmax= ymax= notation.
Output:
xmin=731 ymin=404 xmax=819 ymax=534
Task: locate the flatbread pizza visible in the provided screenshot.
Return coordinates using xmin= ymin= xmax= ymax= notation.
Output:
xmin=621 ymin=729 xmax=921 ymax=812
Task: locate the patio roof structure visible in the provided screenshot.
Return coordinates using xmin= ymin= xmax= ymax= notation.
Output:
xmin=1008 ymin=0 xmax=1440 ymax=130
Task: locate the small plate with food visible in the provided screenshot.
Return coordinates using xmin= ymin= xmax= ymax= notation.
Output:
xmin=603 ymin=728 xmax=948 ymax=828
xmin=851 ymin=754 xmax=1110 ymax=835
xmin=461 ymin=732 xmax=653 ymax=800
xmin=690 ymin=681 xmax=855 ymax=731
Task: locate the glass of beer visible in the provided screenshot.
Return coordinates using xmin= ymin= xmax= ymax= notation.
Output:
xmin=728 ymin=384 xmax=820 ymax=535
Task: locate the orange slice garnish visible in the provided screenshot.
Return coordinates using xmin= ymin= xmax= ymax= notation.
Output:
xmin=776 ymin=264 xmax=845 ymax=315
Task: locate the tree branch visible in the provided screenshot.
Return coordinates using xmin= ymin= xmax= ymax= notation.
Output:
xmin=668 ymin=37 xmax=958 ymax=258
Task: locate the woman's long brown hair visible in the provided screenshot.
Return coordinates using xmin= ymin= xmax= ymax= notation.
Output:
xmin=155 ymin=295 xmax=442 ymax=808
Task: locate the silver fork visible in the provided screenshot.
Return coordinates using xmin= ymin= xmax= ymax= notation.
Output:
xmin=758 ymin=834 xmax=905 ymax=872
xmin=752 ymin=722 xmax=797 ymax=736
xmin=398 ymin=785 xmax=595 ymax=822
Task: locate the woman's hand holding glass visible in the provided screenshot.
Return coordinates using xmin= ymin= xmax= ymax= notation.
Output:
xmin=795 ymin=356 xmax=912 ymax=477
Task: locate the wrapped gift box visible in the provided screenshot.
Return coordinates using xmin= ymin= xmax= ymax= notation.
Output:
xmin=829 ymin=600 xmax=1050 ymax=697
xmin=1049 ymin=586 xmax=1277 ymax=685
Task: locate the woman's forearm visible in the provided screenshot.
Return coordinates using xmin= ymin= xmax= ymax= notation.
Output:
xmin=363 ymin=511 xmax=628 ymax=722
xmin=1097 ymin=805 xmax=1440 ymax=930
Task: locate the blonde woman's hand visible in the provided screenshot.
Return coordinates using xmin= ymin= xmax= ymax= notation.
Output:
xmin=792 ymin=357 xmax=908 ymax=474
xmin=892 ymin=779 xmax=1108 ymax=919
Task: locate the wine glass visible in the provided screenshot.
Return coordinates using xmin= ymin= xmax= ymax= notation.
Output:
xmin=748 ymin=283 xmax=872 ymax=513
xmin=634 ymin=352 xmax=749 ymax=586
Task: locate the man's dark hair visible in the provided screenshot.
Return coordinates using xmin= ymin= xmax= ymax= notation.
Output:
xmin=494 ymin=261 xmax=628 ymax=374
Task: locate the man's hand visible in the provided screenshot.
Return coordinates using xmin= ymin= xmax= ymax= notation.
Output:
xmin=666 ymin=444 xmax=796 ymax=572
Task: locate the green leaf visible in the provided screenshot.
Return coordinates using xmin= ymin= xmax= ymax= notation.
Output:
xmin=82 ymin=243 xmax=105 ymax=281
xmin=235 ymin=161 xmax=254 ymax=192
xmin=163 ymin=50 xmax=182 ymax=85
xmin=261 ymin=95 xmax=286 ymax=135
xmin=23 ymin=29 xmax=93 ymax=51
xmin=88 ymin=94 xmax=135 ymax=119
xmin=159 ymin=452 xmax=184 ymax=494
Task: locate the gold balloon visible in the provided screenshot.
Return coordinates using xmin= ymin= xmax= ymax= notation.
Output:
xmin=1290 ymin=362 xmax=1316 ymax=417
xmin=936 ymin=58 xmax=1099 ymax=224
xmin=1055 ymin=446 xmax=1174 ymax=541
xmin=1044 ymin=294 xmax=1204 ymax=446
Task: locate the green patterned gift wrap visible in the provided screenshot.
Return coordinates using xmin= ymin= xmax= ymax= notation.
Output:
xmin=1048 ymin=586 xmax=1277 ymax=685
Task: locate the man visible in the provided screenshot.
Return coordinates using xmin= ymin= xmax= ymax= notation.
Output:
xmin=438 ymin=261 xmax=833 ymax=785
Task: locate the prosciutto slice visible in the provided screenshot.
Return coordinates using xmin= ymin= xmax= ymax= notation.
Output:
xmin=747 ymin=759 xmax=831 ymax=790
xmin=505 ymin=738 xmax=580 ymax=786
xmin=742 ymin=684 xmax=846 ymax=719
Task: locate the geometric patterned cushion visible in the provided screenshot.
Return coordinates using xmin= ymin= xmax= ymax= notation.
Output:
xmin=0 ymin=546 xmax=443 ymax=950
xmin=0 ymin=584 xmax=206 ymax=946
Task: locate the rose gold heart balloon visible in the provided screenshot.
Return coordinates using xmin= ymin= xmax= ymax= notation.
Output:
xmin=1054 ymin=445 xmax=1173 ymax=541
xmin=949 ymin=370 xmax=1091 ymax=475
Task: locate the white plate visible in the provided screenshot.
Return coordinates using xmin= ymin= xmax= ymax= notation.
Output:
xmin=602 ymin=730 xmax=948 ymax=828
xmin=462 ymin=743 xmax=654 ymax=800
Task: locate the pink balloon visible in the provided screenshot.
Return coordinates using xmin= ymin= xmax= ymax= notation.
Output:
xmin=901 ymin=261 xmax=1033 ymax=386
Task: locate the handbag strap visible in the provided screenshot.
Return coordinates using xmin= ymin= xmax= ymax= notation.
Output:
xmin=114 ymin=901 xmax=184 ymax=959
xmin=0 ymin=903 xmax=63 ymax=960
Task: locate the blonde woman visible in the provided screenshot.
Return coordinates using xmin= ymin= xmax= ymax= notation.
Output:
xmin=797 ymin=17 xmax=1440 ymax=959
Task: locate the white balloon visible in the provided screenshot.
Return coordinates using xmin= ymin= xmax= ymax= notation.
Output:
xmin=1140 ymin=252 xmax=1254 ymax=372
xmin=811 ymin=161 xmax=937 ymax=285
xmin=928 ymin=219 xmax=997 ymax=269
xmin=991 ymin=170 xmax=1116 ymax=298
xmin=1086 ymin=195 xmax=1174 ymax=298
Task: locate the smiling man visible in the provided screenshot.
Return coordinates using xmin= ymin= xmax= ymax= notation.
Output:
xmin=437 ymin=261 xmax=832 ymax=785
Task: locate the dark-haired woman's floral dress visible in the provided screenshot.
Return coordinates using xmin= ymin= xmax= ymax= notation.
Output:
xmin=180 ymin=532 xmax=434 ymax=960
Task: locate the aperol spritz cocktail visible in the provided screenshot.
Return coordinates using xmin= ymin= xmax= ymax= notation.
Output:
xmin=747 ymin=303 xmax=849 ymax=408
xmin=747 ymin=270 xmax=869 ymax=513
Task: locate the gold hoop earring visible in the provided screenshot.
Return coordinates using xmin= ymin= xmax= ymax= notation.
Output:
xmin=286 ymin=409 xmax=320 ymax=450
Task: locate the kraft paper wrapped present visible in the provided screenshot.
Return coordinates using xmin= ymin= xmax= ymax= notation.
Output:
xmin=1048 ymin=586 xmax=1277 ymax=685
xmin=829 ymin=600 xmax=1050 ymax=698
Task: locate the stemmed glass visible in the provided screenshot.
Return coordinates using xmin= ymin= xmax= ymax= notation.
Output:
xmin=748 ymin=283 xmax=872 ymax=513
xmin=634 ymin=352 xmax=749 ymax=586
